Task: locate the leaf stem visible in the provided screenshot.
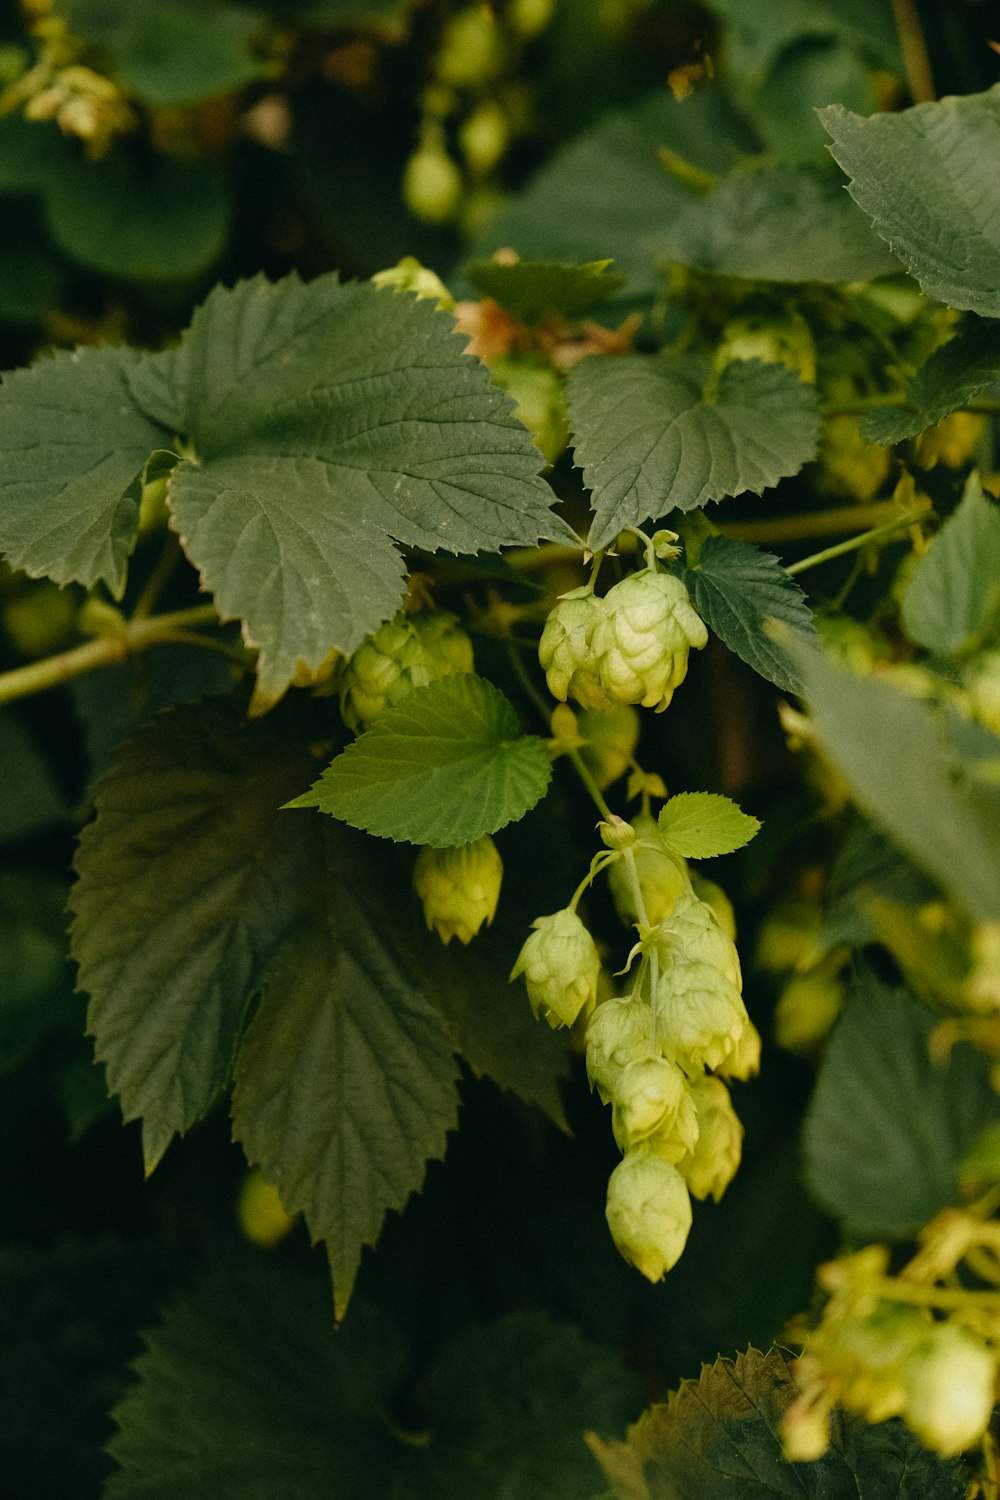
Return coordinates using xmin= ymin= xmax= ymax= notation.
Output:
xmin=784 ymin=511 xmax=927 ymax=576
xmin=132 ymin=533 xmax=183 ymax=619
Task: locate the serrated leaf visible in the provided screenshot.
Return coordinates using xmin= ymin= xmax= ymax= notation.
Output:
xmin=0 ymin=346 xmax=168 ymax=594
xmin=901 ymin=472 xmax=1000 ymax=654
xmin=464 ymin=259 xmax=626 ymax=325
xmin=591 ymin=1346 xmax=964 ymax=1499
xmin=822 ymin=88 xmax=1000 ymax=316
xmin=231 ymin=824 xmax=460 ymax=1319
xmin=163 ymin=274 xmax=567 ymax=706
xmin=862 ymin=317 xmax=1000 ymax=445
xmin=69 ymin=700 xmax=319 ymax=1171
xmin=680 ymin=535 xmax=817 ymax=693
xmin=568 ymin=355 xmax=819 ymax=553
xmin=288 ymin=675 xmax=551 ymax=847
xmin=105 ymin=1265 xmax=405 ymax=1498
xmin=789 ymin=639 xmax=1000 ymax=922
xmin=393 ymin=1313 xmax=641 ymax=1499
xmin=658 ymin=792 xmax=760 ymax=860
xmin=803 ymin=968 xmax=1000 ymax=1239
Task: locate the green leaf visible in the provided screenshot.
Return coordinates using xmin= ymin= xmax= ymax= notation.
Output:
xmin=0 ymin=710 xmax=68 ymax=842
xmin=69 ymin=700 xmax=319 ymax=1172
xmin=163 ymin=274 xmax=566 ymax=706
xmin=658 ymin=792 xmax=760 ymax=860
xmin=106 ymin=1265 xmax=405 ymax=1498
xmin=114 ymin=5 xmax=260 ymax=107
xmin=288 ymin=675 xmax=552 ymax=848
xmin=591 ymin=1346 xmax=964 ymax=1499
xmin=568 ymin=355 xmax=819 ymax=553
xmin=862 ymin=317 xmax=1000 ymax=445
xmin=708 ymin=0 xmax=900 ymax=81
xmin=901 ymin=472 xmax=1000 ymax=654
xmin=822 ymin=87 xmax=1000 ymax=316
xmin=0 ymin=346 xmax=167 ymax=594
xmin=463 ymin=259 xmax=626 ymax=325
xmin=680 ymin=535 xmax=817 ymax=693
xmin=393 ymin=1313 xmax=641 ymax=1499
xmin=789 ymin=639 xmax=1000 ymax=922
xmin=231 ymin=823 xmax=460 ymax=1319
xmin=803 ymin=968 xmax=1000 ymax=1239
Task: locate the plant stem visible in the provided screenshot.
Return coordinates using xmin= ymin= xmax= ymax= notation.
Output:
xmin=132 ymin=533 xmax=183 ymax=619
xmin=505 ymin=639 xmax=613 ymax=819
xmin=821 ymin=390 xmax=909 ymax=417
xmin=784 ymin=511 xmax=927 ymax=577
xmin=891 ymin=0 xmax=936 ymax=103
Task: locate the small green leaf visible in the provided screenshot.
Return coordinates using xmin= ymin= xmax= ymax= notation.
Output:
xmin=680 ymin=535 xmax=817 ymax=693
xmin=0 ymin=346 xmax=167 ymax=595
xmin=288 ymin=675 xmax=552 ymax=848
xmin=803 ymin=969 xmax=1000 ymax=1239
xmin=464 ymin=259 xmax=626 ymax=325
xmin=114 ymin=5 xmax=260 ymax=107
xmin=569 ymin=355 xmax=819 ymax=553
xmin=862 ymin=317 xmax=1000 ymax=445
xmin=901 ymin=473 xmax=1000 ymax=655
xmin=591 ymin=1346 xmax=964 ymax=1499
xmin=658 ymin=792 xmax=761 ymax=860
xmin=822 ymin=88 xmax=1000 ymax=316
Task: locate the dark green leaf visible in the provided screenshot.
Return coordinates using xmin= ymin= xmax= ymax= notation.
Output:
xmin=0 ymin=873 xmax=73 ymax=1074
xmin=901 ymin=472 xmax=1000 ymax=654
xmin=69 ymin=700 xmax=319 ymax=1172
xmin=0 ymin=710 xmax=68 ymax=841
xmin=822 ymin=88 xmax=1000 ymax=316
xmin=0 ymin=346 xmax=166 ymax=594
xmin=680 ymin=535 xmax=817 ymax=693
xmin=464 ymin=259 xmax=626 ymax=325
xmin=803 ymin=968 xmax=1000 ymax=1239
xmin=591 ymin=1346 xmax=963 ymax=1499
xmin=569 ymin=356 xmax=819 ymax=553
xmin=114 ymin=5 xmax=260 ymax=107
xmin=164 ymin=274 xmax=566 ymax=706
xmin=707 ymin=0 xmax=900 ymax=80
xmin=231 ymin=824 xmax=460 ymax=1319
xmin=289 ymin=675 xmax=552 ymax=847
xmin=862 ymin=318 xmax=1000 ymax=444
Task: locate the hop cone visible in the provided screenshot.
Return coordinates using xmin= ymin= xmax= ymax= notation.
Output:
xmin=340 ymin=609 xmax=473 ymax=731
xmin=591 ymin=569 xmax=708 ymax=712
xmin=653 ymin=957 xmax=748 ymax=1075
xmin=510 ymin=908 xmax=600 ymax=1029
xmin=605 ymin=1151 xmax=692 ymax=1282
xmin=538 ymin=586 xmax=611 ymax=710
xmin=413 ymin=836 xmax=502 ymax=945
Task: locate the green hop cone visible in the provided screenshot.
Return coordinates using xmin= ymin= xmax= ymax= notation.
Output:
xmin=413 ymin=835 xmax=503 ymax=945
xmin=591 ymin=569 xmax=708 ymax=713
xmin=611 ymin=1057 xmax=698 ymax=1163
xmin=654 ymin=957 xmax=749 ymax=1075
xmin=715 ymin=309 xmax=816 ymax=384
xmin=608 ymin=812 xmax=689 ymax=928
xmin=717 ymin=1017 xmax=761 ymax=1081
xmin=825 ymin=1305 xmax=929 ymax=1426
xmin=605 ymin=1151 xmax=692 ymax=1282
xmin=586 ymin=995 xmax=654 ymax=1103
xmin=340 ymin=609 xmax=474 ymax=732
xmin=510 ymin=908 xmax=600 ymax=1029
xmin=903 ymin=1323 xmax=999 ymax=1458
xmin=677 ymin=1076 xmax=742 ymax=1201
xmin=538 ymin=586 xmax=612 ymax=710
xmin=657 ymin=889 xmax=742 ymax=990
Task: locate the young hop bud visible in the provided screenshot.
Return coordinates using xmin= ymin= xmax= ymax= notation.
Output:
xmin=538 ymin=586 xmax=611 ymax=710
xmin=903 ymin=1323 xmax=999 ymax=1458
xmin=413 ymin=836 xmax=503 ymax=945
xmin=654 ymin=958 xmax=749 ymax=1075
xmin=657 ymin=889 xmax=742 ymax=990
xmin=510 ymin=908 xmax=600 ymax=1029
xmin=611 ymin=1057 xmax=699 ymax=1163
xmin=605 ymin=1151 xmax=693 ymax=1281
xmin=591 ymin=569 xmax=708 ymax=713
xmin=586 ymin=995 xmax=654 ymax=1103
xmin=678 ymin=1077 xmax=742 ymax=1200
xmin=340 ymin=609 xmax=473 ymax=731
xmin=608 ymin=812 xmax=689 ymax=928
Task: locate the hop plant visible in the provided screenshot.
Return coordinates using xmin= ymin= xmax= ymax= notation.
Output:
xmin=340 ymin=609 xmax=473 ymax=731
xmin=653 ymin=957 xmax=749 ymax=1075
xmin=413 ymin=836 xmax=503 ymax=945
xmin=591 ymin=569 xmax=708 ymax=712
xmin=605 ymin=1151 xmax=693 ymax=1282
xmin=586 ymin=995 xmax=654 ymax=1102
xmin=611 ymin=1057 xmax=699 ymax=1163
xmin=538 ymin=585 xmax=611 ymax=710
xmin=510 ymin=907 xmax=600 ymax=1029
xmin=677 ymin=1076 xmax=743 ymax=1201
xmin=608 ymin=811 xmax=689 ymax=928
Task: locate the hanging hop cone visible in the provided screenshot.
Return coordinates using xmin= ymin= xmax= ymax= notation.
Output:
xmin=585 ymin=995 xmax=654 ymax=1103
xmin=605 ymin=1151 xmax=692 ymax=1282
xmin=653 ymin=956 xmax=749 ymax=1075
xmin=611 ymin=1057 xmax=699 ymax=1164
xmin=590 ymin=569 xmax=708 ymax=712
xmin=677 ymin=1076 xmax=743 ymax=1201
xmin=340 ymin=609 xmax=473 ymax=732
xmin=538 ymin=585 xmax=612 ymax=710
xmin=510 ymin=908 xmax=601 ymax=1029
xmin=413 ymin=836 xmax=503 ymax=945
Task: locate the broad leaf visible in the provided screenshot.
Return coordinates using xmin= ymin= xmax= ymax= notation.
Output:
xmin=822 ymin=88 xmax=1000 ymax=317
xmin=658 ymin=792 xmax=760 ymax=860
xmin=231 ymin=824 xmax=460 ymax=1319
xmin=0 ymin=346 xmax=168 ymax=595
xmin=680 ymin=535 xmax=817 ymax=693
xmin=288 ymin=675 xmax=552 ymax=847
xmin=162 ymin=274 xmax=566 ymax=707
xmin=862 ymin=317 xmax=1000 ymax=445
xmin=803 ymin=969 xmax=1000 ymax=1239
xmin=569 ymin=355 xmax=819 ymax=553
xmin=790 ymin=641 xmax=1000 ymax=922
xmin=114 ymin=5 xmax=260 ymax=107
xmin=901 ymin=473 xmax=1000 ymax=654
xmin=464 ymin=259 xmax=626 ymax=325
xmin=591 ymin=1346 xmax=963 ymax=1499
xmin=70 ymin=700 xmax=319 ymax=1171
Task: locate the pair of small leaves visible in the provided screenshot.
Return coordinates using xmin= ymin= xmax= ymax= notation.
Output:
xmin=658 ymin=792 xmax=760 ymax=861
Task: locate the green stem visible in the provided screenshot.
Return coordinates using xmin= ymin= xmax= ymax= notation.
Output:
xmin=784 ymin=511 xmax=926 ymax=577
xmin=875 ymin=1277 xmax=1000 ymax=1312
xmin=890 ymin=0 xmax=936 ymax=103
xmin=132 ymin=533 xmax=183 ymax=619
xmin=718 ymin=499 xmax=927 ymax=547
xmin=821 ymin=390 xmax=909 ymax=417
xmin=505 ymin=639 xmax=613 ymax=821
